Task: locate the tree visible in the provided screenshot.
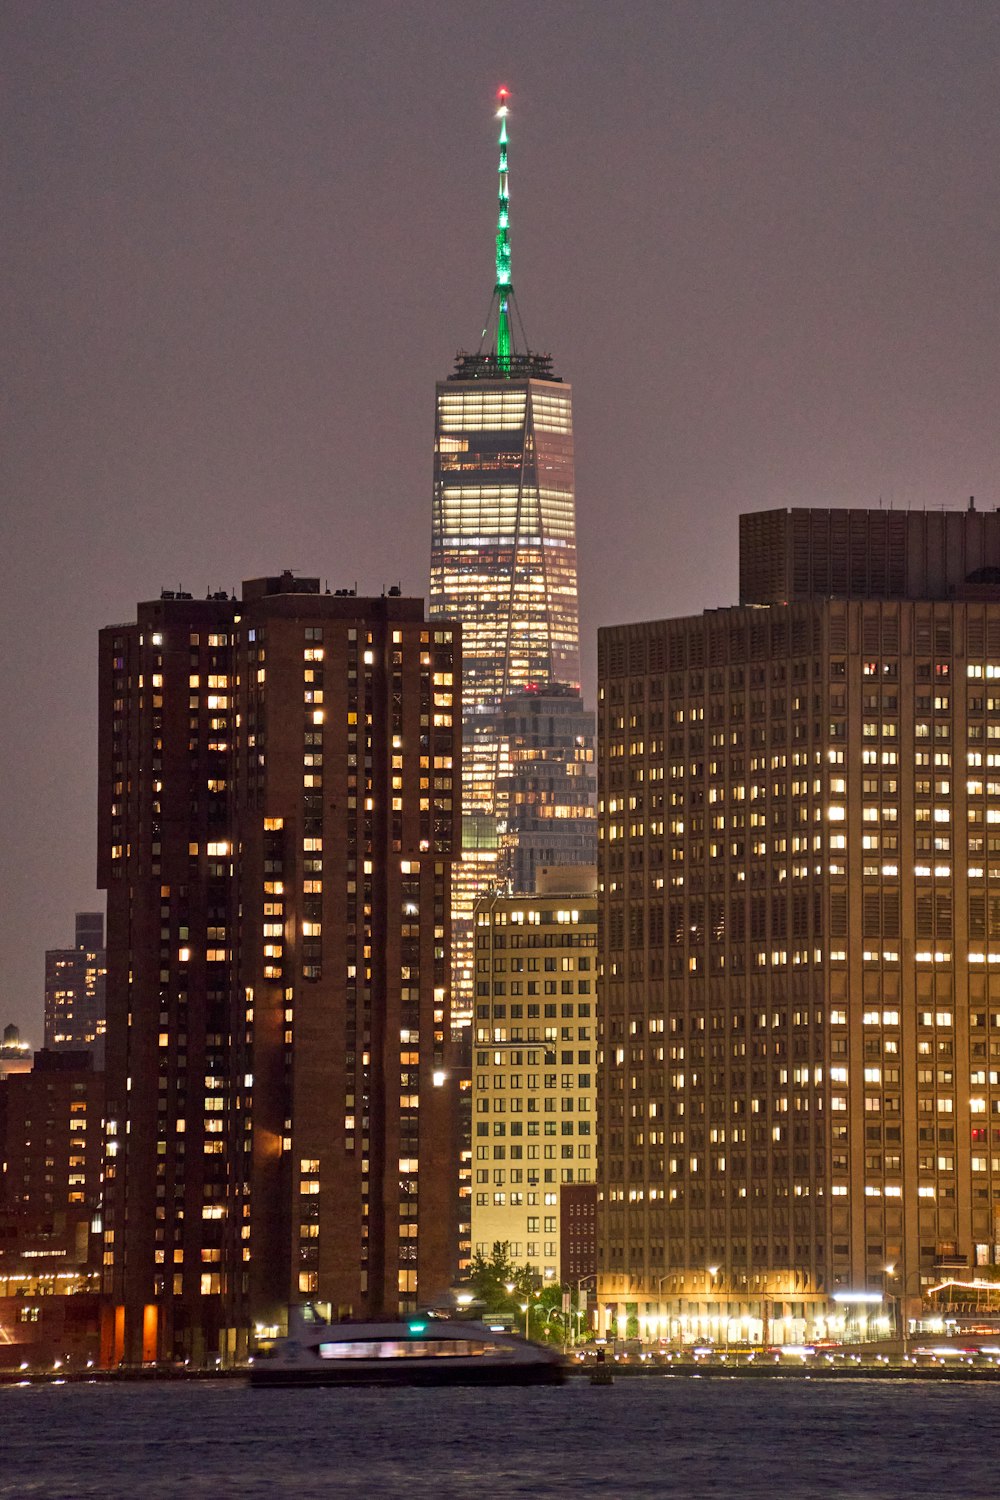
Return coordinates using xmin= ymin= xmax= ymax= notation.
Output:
xmin=464 ymin=1244 xmax=592 ymax=1343
xmin=530 ymin=1281 xmax=590 ymax=1345
xmin=466 ymin=1241 xmax=536 ymax=1314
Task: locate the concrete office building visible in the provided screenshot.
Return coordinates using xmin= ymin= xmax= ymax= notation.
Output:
xmin=598 ymin=505 xmax=1000 ymax=1345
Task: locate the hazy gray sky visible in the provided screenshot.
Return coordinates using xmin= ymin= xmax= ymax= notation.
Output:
xmin=3 ymin=1 xmax=1000 ymax=1034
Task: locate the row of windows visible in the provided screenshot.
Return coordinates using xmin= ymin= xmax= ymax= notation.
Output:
xmin=475 ymin=1145 xmax=592 ymax=1162
xmin=483 ymin=956 xmax=593 ymax=971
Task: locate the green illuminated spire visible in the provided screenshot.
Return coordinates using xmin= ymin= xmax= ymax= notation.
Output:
xmin=495 ymin=87 xmax=512 ymax=373
xmin=458 ymin=85 xmax=555 ymax=380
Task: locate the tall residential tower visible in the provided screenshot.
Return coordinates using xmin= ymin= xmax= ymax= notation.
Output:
xmin=430 ymin=91 xmax=591 ymax=1023
xmin=98 ymin=577 xmax=459 ymax=1363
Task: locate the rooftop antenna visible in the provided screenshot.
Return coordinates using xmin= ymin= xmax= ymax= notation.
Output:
xmin=474 ymin=88 xmax=517 ymax=368
xmin=495 ymin=87 xmax=512 ymax=372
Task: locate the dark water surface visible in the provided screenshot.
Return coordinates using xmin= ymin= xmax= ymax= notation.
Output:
xmin=2 ymin=1376 xmax=993 ymax=1498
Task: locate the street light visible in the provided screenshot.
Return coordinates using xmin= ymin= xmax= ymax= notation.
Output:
xmin=502 ymin=1280 xmax=524 ymax=1337
xmin=884 ymin=1264 xmax=923 ymax=1358
xmin=514 ymin=1287 xmax=540 ymax=1340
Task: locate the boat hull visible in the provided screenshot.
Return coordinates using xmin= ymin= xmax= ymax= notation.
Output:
xmin=250 ymin=1359 xmax=565 ymax=1388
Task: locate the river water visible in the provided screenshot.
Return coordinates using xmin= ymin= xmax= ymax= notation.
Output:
xmin=2 ymin=1376 xmax=993 ymax=1498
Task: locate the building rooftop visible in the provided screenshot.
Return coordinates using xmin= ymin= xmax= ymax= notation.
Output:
xmin=740 ymin=504 xmax=1000 ymax=606
xmin=448 ymin=351 xmax=561 ymax=383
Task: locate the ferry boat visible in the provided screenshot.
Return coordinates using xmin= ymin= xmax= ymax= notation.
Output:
xmin=250 ymin=1308 xmax=566 ymax=1388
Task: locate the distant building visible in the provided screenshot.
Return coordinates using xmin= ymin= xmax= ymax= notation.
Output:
xmin=430 ymin=93 xmax=586 ymax=1024
xmin=99 ymin=576 xmax=460 ymax=1364
xmin=44 ymin=912 xmax=106 ymax=1057
xmin=470 ymin=869 xmax=597 ymax=1284
xmin=559 ymin=1182 xmax=598 ymax=1286
xmin=598 ymin=504 xmax=1000 ymax=1345
xmin=0 ymin=1025 xmax=32 ymax=1080
xmin=0 ymin=1048 xmax=104 ymax=1219
xmin=495 ymin=685 xmax=596 ymax=893
xmin=0 ymin=1048 xmax=105 ymax=1368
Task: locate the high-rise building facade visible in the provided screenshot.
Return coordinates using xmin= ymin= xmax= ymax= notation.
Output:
xmin=495 ymin=686 xmax=597 ymax=894
xmin=430 ymin=92 xmax=586 ymax=1022
xmin=739 ymin=504 xmax=1000 ymax=608
xmin=44 ymin=912 xmax=107 ymax=1056
xmin=99 ymin=588 xmax=244 ymax=1364
xmin=471 ymin=869 xmax=597 ymax=1283
xmin=228 ymin=579 xmax=459 ymax=1340
xmin=98 ymin=576 xmax=459 ymax=1363
xmin=598 ymin=507 xmax=1000 ymax=1346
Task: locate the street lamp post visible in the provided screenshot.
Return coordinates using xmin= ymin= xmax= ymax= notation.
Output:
xmin=884 ymin=1264 xmax=922 ymax=1359
xmin=515 ymin=1288 xmax=540 ymax=1341
xmin=573 ymin=1272 xmax=598 ymax=1347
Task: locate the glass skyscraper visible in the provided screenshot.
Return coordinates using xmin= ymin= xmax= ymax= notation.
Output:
xmin=430 ymin=91 xmax=586 ymax=1023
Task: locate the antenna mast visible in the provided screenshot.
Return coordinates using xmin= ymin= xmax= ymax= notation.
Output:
xmin=495 ymin=87 xmax=512 ymax=373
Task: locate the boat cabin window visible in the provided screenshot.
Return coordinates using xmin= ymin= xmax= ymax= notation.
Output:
xmin=316 ymin=1339 xmax=510 ymax=1360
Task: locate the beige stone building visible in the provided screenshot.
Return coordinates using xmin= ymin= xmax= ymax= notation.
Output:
xmin=472 ymin=868 xmax=597 ymax=1284
xmin=597 ymin=507 xmax=1000 ymax=1344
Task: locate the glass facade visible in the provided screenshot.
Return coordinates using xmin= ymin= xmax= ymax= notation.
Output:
xmin=495 ymin=684 xmax=596 ymax=894
xmin=431 ymin=368 xmax=582 ymax=1022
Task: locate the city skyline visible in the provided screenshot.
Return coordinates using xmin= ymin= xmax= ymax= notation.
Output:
xmin=4 ymin=1 xmax=1000 ymax=1035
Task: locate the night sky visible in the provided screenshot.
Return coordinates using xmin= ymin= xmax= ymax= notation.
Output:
xmin=3 ymin=1 xmax=1000 ymax=1036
